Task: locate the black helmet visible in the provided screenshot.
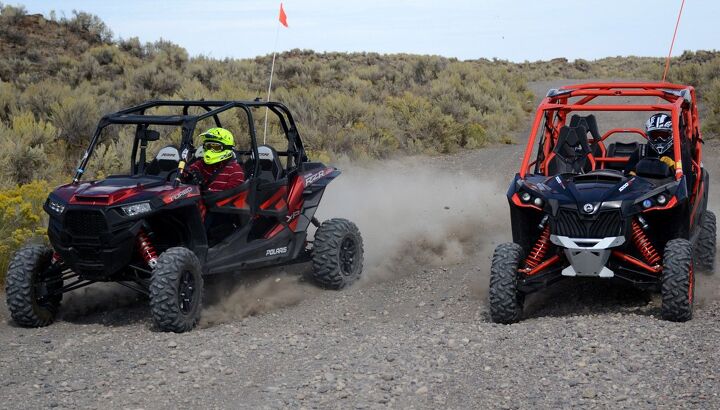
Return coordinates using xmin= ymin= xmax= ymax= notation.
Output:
xmin=645 ymin=113 xmax=673 ymax=155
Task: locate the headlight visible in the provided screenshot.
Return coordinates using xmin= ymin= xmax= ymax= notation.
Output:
xmin=656 ymin=194 xmax=667 ymax=205
xmin=121 ymin=202 xmax=152 ymax=217
xmin=520 ymin=192 xmax=532 ymax=202
xmin=48 ymin=200 xmax=65 ymax=214
xmin=533 ymin=197 xmax=544 ymax=207
xmin=642 ymin=199 xmax=653 ymax=209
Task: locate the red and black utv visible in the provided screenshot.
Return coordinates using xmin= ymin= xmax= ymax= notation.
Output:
xmin=5 ymin=100 xmax=364 ymax=332
xmin=490 ymin=83 xmax=715 ymax=323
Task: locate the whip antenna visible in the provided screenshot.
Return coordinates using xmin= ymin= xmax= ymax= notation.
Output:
xmin=263 ymin=2 xmax=289 ymax=144
xmin=662 ymin=0 xmax=686 ymax=82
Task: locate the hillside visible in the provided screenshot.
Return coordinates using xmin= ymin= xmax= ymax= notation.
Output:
xmin=0 ymin=4 xmax=720 ymax=274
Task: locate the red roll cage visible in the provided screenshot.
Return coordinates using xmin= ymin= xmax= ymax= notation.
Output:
xmin=519 ymin=82 xmax=702 ymax=182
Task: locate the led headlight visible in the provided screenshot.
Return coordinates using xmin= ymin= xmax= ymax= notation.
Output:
xmin=121 ymin=202 xmax=152 ymax=217
xmin=533 ymin=197 xmax=544 ymax=207
xmin=656 ymin=194 xmax=667 ymax=205
xmin=48 ymin=200 xmax=65 ymax=214
xmin=642 ymin=199 xmax=653 ymax=209
xmin=520 ymin=192 xmax=532 ymax=202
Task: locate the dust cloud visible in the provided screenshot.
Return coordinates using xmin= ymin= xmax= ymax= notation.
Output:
xmin=200 ymin=273 xmax=317 ymax=328
xmin=317 ymin=159 xmax=510 ymax=285
xmin=201 ymin=159 xmax=510 ymax=325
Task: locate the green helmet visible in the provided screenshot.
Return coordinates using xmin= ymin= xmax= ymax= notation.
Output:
xmin=199 ymin=127 xmax=234 ymax=165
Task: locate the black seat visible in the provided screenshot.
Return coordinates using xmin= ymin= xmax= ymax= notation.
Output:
xmin=605 ymin=142 xmax=639 ymax=171
xmin=145 ymin=146 xmax=180 ymax=179
xmin=635 ymin=158 xmax=673 ymax=179
xmin=546 ymin=125 xmax=593 ymax=175
xmin=570 ymin=114 xmax=604 ymax=158
xmin=255 ymin=145 xmax=283 ymax=183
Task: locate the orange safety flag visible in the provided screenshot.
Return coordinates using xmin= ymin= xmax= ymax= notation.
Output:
xmin=279 ymin=3 xmax=288 ymax=27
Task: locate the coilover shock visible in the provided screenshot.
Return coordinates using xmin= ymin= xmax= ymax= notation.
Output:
xmin=630 ymin=219 xmax=661 ymax=266
xmin=137 ymin=229 xmax=158 ymax=268
xmin=524 ymin=224 xmax=551 ymax=270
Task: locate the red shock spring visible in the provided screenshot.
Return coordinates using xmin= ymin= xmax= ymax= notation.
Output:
xmin=631 ymin=219 xmax=661 ymax=265
xmin=137 ymin=229 xmax=158 ymax=268
xmin=524 ymin=225 xmax=551 ymax=269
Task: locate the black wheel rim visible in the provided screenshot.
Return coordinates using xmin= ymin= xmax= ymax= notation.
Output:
xmin=34 ymin=263 xmax=63 ymax=308
xmin=339 ymin=236 xmax=357 ymax=275
xmin=178 ymin=270 xmax=196 ymax=314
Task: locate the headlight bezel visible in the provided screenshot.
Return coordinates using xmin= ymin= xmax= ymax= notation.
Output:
xmin=47 ymin=199 xmax=66 ymax=215
xmin=120 ymin=201 xmax=153 ymax=217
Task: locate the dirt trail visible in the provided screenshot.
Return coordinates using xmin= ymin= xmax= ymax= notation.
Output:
xmin=1 ymin=81 xmax=719 ymax=409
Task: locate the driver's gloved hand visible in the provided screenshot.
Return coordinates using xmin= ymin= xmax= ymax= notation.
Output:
xmin=659 ymin=156 xmax=676 ymax=170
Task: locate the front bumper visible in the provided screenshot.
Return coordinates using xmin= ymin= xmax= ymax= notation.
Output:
xmin=550 ymin=235 xmax=625 ymax=277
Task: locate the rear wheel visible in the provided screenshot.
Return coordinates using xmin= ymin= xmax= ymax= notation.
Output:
xmin=149 ymin=247 xmax=203 ymax=332
xmin=310 ymin=218 xmax=364 ymax=289
xmin=5 ymin=245 xmax=64 ymax=327
xmin=661 ymin=239 xmax=694 ymax=322
xmin=694 ymin=210 xmax=716 ymax=273
xmin=489 ymin=243 xmax=525 ymax=324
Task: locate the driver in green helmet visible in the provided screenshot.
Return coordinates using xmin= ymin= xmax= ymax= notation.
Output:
xmin=184 ymin=127 xmax=245 ymax=191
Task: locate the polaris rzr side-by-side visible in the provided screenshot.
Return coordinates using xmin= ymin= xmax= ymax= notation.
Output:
xmin=5 ymin=100 xmax=364 ymax=332
xmin=489 ymin=83 xmax=716 ymax=323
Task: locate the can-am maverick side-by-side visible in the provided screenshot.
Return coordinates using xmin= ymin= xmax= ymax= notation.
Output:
xmin=490 ymin=83 xmax=715 ymax=323
xmin=5 ymin=100 xmax=364 ymax=332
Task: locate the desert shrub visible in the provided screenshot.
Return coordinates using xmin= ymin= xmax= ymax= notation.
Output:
xmin=131 ymin=64 xmax=182 ymax=97
xmin=20 ymin=80 xmax=71 ymax=119
xmin=0 ymin=180 xmax=50 ymax=280
xmin=118 ymin=36 xmax=145 ymax=59
xmin=0 ymin=81 xmax=18 ymax=122
xmin=62 ymin=10 xmax=113 ymax=43
xmin=51 ymin=93 xmax=100 ymax=149
xmin=0 ymin=111 xmax=56 ymax=186
xmin=0 ymin=3 xmax=27 ymax=23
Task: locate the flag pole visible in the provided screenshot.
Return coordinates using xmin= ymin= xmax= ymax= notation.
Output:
xmin=263 ymin=14 xmax=282 ymax=144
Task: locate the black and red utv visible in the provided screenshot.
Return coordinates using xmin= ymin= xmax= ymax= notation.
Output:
xmin=490 ymin=83 xmax=715 ymax=323
xmin=5 ymin=100 xmax=364 ymax=332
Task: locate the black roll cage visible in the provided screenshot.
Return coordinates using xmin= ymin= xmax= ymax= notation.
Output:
xmin=72 ymin=100 xmax=308 ymax=184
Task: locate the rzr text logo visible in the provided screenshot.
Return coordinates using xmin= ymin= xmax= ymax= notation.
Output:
xmin=304 ymin=169 xmax=329 ymax=186
xmin=171 ymin=187 xmax=193 ymax=201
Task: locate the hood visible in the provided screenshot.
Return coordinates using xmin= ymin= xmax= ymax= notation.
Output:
xmin=52 ymin=176 xmax=171 ymax=206
xmin=522 ymin=171 xmax=665 ymax=214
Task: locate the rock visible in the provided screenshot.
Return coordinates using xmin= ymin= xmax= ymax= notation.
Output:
xmin=199 ymin=350 xmax=214 ymax=360
xmin=432 ymin=311 xmax=446 ymax=320
xmin=415 ymin=386 xmax=429 ymax=395
xmin=166 ymin=341 xmax=178 ymax=349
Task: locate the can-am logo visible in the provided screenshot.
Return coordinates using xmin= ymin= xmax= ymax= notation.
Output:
xmin=266 ymin=247 xmax=287 ymax=256
xmin=583 ymin=203 xmax=594 ymax=213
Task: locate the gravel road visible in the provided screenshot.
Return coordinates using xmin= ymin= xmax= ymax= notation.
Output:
xmin=1 ymin=82 xmax=719 ymax=409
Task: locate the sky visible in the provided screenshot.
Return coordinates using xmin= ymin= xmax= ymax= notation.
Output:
xmin=16 ymin=0 xmax=720 ymax=62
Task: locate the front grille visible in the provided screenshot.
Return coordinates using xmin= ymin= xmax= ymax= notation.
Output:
xmin=64 ymin=211 xmax=108 ymax=236
xmin=554 ymin=209 xmax=622 ymax=238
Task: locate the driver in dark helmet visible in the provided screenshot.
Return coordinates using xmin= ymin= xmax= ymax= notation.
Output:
xmin=624 ymin=113 xmax=678 ymax=175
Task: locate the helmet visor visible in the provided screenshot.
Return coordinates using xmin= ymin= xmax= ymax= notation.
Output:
xmin=203 ymin=141 xmax=227 ymax=152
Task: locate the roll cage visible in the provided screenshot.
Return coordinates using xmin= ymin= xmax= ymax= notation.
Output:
xmin=72 ymin=100 xmax=308 ymax=186
xmin=520 ymin=82 xmax=702 ymax=182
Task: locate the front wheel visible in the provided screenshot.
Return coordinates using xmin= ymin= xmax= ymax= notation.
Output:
xmin=661 ymin=239 xmax=694 ymax=322
xmin=5 ymin=245 xmax=64 ymax=327
xmin=310 ymin=218 xmax=364 ymax=289
xmin=149 ymin=247 xmax=203 ymax=332
xmin=488 ymin=243 xmax=525 ymax=324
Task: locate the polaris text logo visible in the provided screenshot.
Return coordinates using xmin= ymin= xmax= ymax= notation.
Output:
xmin=266 ymin=247 xmax=287 ymax=256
